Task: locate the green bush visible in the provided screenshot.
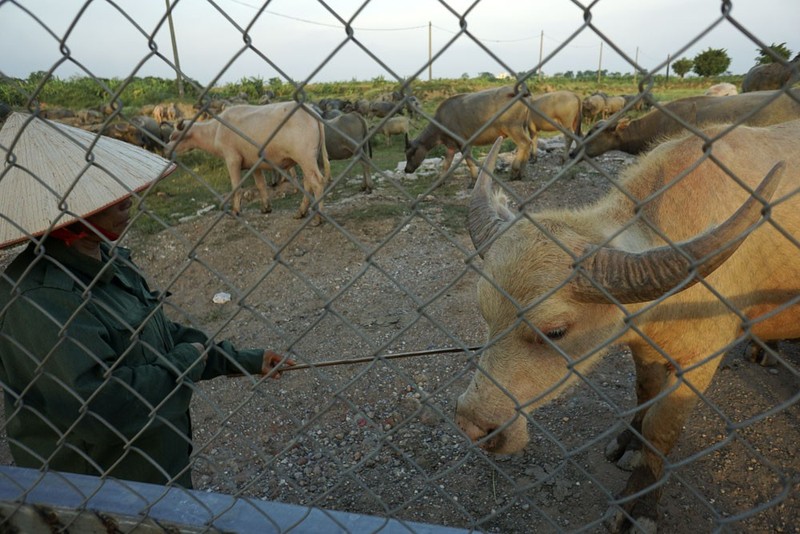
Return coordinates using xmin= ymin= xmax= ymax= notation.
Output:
xmin=692 ymin=48 xmax=732 ymax=77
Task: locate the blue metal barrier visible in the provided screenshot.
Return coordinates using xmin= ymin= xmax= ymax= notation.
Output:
xmin=0 ymin=466 xmax=471 ymax=533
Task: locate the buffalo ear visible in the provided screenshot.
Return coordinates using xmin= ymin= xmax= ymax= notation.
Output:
xmin=468 ymin=137 xmax=514 ymax=258
xmin=404 ymin=133 xmax=410 ymax=149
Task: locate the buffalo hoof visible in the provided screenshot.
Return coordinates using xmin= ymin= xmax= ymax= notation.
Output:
xmin=605 ymin=428 xmax=642 ymax=471
xmin=260 ymin=206 xmax=272 ymax=214
xmin=603 ymin=506 xmax=657 ymax=534
xmin=293 ymin=210 xmax=306 ymax=220
xmin=747 ymin=341 xmax=779 ymax=366
xmin=603 ymin=467 xmax=661 ymax=533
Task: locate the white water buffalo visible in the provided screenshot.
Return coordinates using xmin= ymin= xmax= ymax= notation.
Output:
xmin=527 ymin=90 xmax=582 ymax=162
xmin=575 ymin=88 xmax=800 ymax=157
xmin=457 ymin=121 xmax=799 ymax=532
xmin=582 ymin=93 xmax=607 ymax=122
xmin=704 ymin=82 xmax=738 ymax=97
xmin=324 ymin=111 xmax=373 ymax=193
xmin=404 ymin=85 xmax=533 ymax=181
xmin=166 ymin=102 xmax=330 ymax=225
xmin=582 ymin=93 xmax=625 ymax=122
xmin=377 ymin=115 xmax=410 ymax=145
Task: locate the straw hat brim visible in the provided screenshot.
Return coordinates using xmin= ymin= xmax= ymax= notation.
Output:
xmin=0 ymin=112 xmax=176 ymax=249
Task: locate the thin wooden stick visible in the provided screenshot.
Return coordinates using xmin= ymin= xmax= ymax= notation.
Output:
xmin=278 ymin=344 xmax=482 ymax=372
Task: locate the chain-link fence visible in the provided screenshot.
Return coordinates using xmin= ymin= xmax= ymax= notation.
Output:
xmin=1 ymin=1 xmax=799 ymax=532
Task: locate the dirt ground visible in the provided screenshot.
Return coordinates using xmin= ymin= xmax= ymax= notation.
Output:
xmin=2 ymin=140 xmax=798 ymax=533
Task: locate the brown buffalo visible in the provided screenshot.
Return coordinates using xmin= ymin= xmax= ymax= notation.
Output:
xmin=457 ymin=120 xmax=799 ymax=531
xmin=166 ymin=102 xmax=330 ymax=224
xmin=741 ymin=53 xmax=800 ymax=92
xmin=90 ymin=121 xmax=146 ymax=148
xmin=324 ymin=111 xmax=373 ymax=193
xmin=526 ymin=90 xmax=582 ymax=162
xmin=575 ymin=88 xmax=800 ymax=157
xmin=404 ymin=85 xmax=534 ymax=181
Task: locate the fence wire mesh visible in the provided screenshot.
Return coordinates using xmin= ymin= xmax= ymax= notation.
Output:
xmin=1 ymin=0 xmax=799 ymax=533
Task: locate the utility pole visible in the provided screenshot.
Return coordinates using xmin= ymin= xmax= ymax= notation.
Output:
xmin=597 ymin=41 xmax=603 ymax=83
xmin=428 ymin=21 xmax=432 ymax=81
xmin=165 ymin=0 xmax=184 ymax=97
xmin=538 ymin=30 xmax=544 ymax=80
xmin=666 ymin=53 xmax=671 ymax=84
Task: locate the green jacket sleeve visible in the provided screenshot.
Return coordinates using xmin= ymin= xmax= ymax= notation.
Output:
xmin=167 ymin=321 xmax=264 ymax=379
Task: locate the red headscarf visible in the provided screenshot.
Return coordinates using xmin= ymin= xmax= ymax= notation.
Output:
xmin=49 ymin=224 xmax=120 ymax=247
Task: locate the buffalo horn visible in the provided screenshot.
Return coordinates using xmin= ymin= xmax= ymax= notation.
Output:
xmin=573 ymin=161 xmax=785 ymax=303
xmin=468 ymin=137 xmax=515 ymax=257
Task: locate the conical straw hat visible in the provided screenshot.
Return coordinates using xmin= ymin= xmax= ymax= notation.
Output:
xmin=0 ymin=112 xmax=176 ymax=249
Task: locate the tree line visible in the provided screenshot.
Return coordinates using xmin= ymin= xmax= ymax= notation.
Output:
xmin=671 ymin=42 xmax=795 ymax=78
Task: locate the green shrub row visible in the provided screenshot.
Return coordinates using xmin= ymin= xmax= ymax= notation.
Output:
xmin=1 ymin=71 xmax=743 ymax=112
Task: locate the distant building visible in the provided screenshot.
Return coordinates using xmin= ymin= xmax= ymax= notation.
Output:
xmin=496 ymin=72 xmax=512 ymax=80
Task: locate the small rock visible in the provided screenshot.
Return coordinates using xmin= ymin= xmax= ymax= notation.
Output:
xmin=212 ymin=292 xmax=231 ymax=304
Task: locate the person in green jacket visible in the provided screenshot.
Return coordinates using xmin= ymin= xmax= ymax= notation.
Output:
xmin=0 ymin=112 xmax=293 ymax=488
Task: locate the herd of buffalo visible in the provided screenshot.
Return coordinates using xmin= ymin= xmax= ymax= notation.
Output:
xmin=152 ymin=71 xmax=798 ymax=531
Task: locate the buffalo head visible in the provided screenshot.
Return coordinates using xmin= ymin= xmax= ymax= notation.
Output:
xmin=456 ymin=136 xmax=784 ymax=454
xmin=404 ymin=135 xmax=426 ymax=174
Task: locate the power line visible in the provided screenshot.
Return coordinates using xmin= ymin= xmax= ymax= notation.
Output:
xmin=223 ymin=0 xmax=544 ymax=39
xmin=223 ymin=0 xmax=426 ymax=31
xmin=429 ymin=23 xmax=535 ymax=43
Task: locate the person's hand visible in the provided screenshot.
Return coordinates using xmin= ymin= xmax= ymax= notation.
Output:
xmin=191 ymin=342 xmax=208 ymax=362
xmin=261 ymin=350 xmax=295 ymax=379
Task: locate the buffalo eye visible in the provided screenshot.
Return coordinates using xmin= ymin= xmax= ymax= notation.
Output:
xmin=545 ymin=327 xmax=567 ymax=341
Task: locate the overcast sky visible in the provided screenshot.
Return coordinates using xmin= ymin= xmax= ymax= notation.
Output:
xmin=1 ymin=0 xmax=797 ymax=87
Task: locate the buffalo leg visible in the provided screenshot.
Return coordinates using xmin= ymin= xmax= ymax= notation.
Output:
xmin=225 ymin=159 xmax=244 ymax=216
xmin=562 ymin=134 xmax=573 ymax=164
xmin=606 ymin=355 xmax=722 ymax=533
xmin=295 ymin=180 xmax=311 ymax=220
xmin=605 ymin=358 xmax=667 ymax=470
xmin=509 ymin=130 xmax=533 ymax=180
xmin=360 ymin=158 xmax=373 ymax=194
xmin=296 ymin=166 xmax=325 ymax=226
xmin=308 ymin=170 xmax=325 ymax=226
xmin=256 ymin=169 xmax=272 ymax=214
xmin=529 ymin=127 xmax=539 ymax=162
xmin=439 ymin=146 xmax=457 ymax=177
xmin=465 ymin=148 xmax=480 ymax=182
